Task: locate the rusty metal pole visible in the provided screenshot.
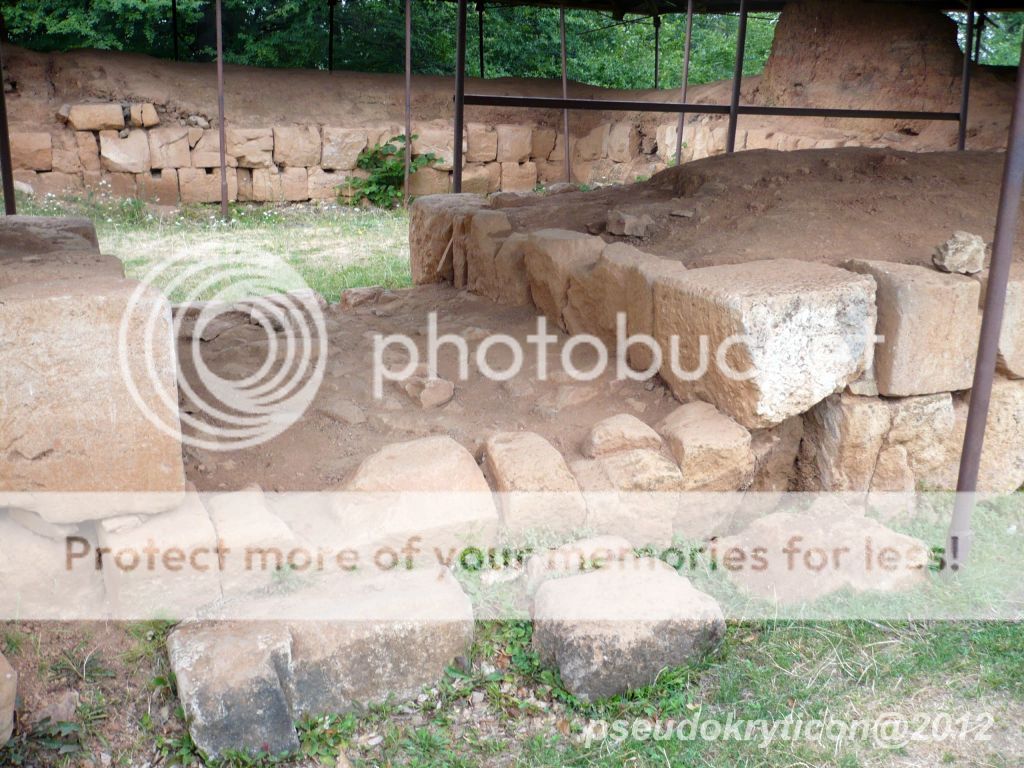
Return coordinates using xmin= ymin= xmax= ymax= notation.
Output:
xmin=477 ymin=3 xmax=485 ymax=78
xmin=947 ymin=33 xmax=1024 ymax=572
xmin=215 ymin=0 xmax=228 ymax=220
xmin=974 ymin=15 xmax=984 ymax=65
xmin=653 ymin=15 xmax=661 ymax=89
xmin=172 ymin=0 xmax=180 ymax=60
xmin=0 ymin=37 xmax=15 ymax=215
xmin=328 ymin=0 xmax=336 ymax=72
xmin=560 ymin=5 xmax=570 ymax=183
xmin=404 ymin=0 xmax=412 ymax=206
xmin=958 ymin=0 xmax=975 ymax=151
xmin=674 ymin=0 xmax=694 ymax=166
xmin=453 ymin=0 xmax=468 ymax=192
xmin=726 ymin=1 xmax=748 ymax=154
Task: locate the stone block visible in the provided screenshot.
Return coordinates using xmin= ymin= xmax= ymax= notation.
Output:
xmin=933 ymin=231 xmax=986 ymax=274
xmin=845 ymin=259 xmax=981 ymax=397
xmin=33 ymin=172 xmax=83 ymax=197
xmin=148 ymin=126 xmax=191 ymax=169
xmin=462 ymin=209 xmax=513 ymax=298
xmin=178 ymin=167 xmax=238 ymax=203
xmin=606 ymin=122 xmax=639 ymax=163
xmin=303 ymin=167 xmax=338 ymax=199
xmin=226 ymin=127 xmax=274 ymax=168
xmin=466 ymin=123 xmax=497 ymax=162
xmin=975 ymin=264 xmax=1024 ymax=379
xmin=485 ymin=431 xmax=587 ymax=537
xmin=68 ymin=103 xmax=124 ymax=131
xmin=10 ymin=132 xmax=52 ymax=171
xmin=0 ymin=651 xmax=14 ymax=744
xmin=52 ymin=146 xmax=82 ymax=174
xmin=582 ymin=413 xmax=662 ymax=458
xmin=272 ymin=125 xmax=321 ymax=167
xmin=524 ymin=229 xmax=605 ymax=329
xmin=499 ymin=161 xmax=537 ymax=192
xmin=532 ymin=126 xmax=557 ymax=160
xmin=0 ymin=276 xmax=186 ymax=518
xmin=320 ymin=126 xmax=366 ymax=170
xmin=412 ymin=126 xmax=460 ymax=171
xmin=281 ymin=166 xmax=308 ymax=201
xmin=136 ymin=169 xmax=179 ymax=203
xmin=532 ymin=559 xmax=724 ymax=700
xmin=408 ymin=166 xmax=450 ymax=196
xmin=99 ymin=129 xmax=150 ymax=173
xmin=461 ymin=162 xmax=501 ymax=195
xmin=250 ymin=166 xmax=283 ymax=201
xmin=191 ymin=129 xmax=238 ymax=168
xmin=573 ymin=124 xmax=609 ymax=162
xmin=76 ymin=131 xmax=101 ymax=171
xmin=102 ymin=171 xmax=138 ymax=198
xmin=658 ymin=402 xmax=755 ymax=491
xmin=496 ymin=124 xmax=532 ymax=163
xmin=0 ymin=214 xmax=98 ymax=258
xmin=799 ymin=393 xmax=892 ymax=491
xmin=654 ymin=259 xmax=877 ymax=428
xmin=408 ymin=193 xmax=488 ymax=284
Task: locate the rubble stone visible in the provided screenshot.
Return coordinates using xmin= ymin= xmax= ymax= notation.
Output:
xmin=933 ymin=231 xmax=986 ymax=274
xmin=607 ymin=210 xmax=654 ymax=238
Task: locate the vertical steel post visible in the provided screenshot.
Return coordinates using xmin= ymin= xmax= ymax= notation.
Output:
xmin=328 ymin=0 xmax=336 ymax=72
xmin=172 ymin=0 xmax=180 ymax=61
xmin=727 ymin=1 xmax=748 ymax=154
xmin=674 ymin=0 xmax=694 ymax=166
xmin=404 ymin=0 xmax=412 ymax=206
xmin=215 ymin=0 xmax=229 ymax=220
xmin=477 ymin=3 xmax=485 ymax=78
xmin=958 ymin=0 xmax=975 ymax=151
xmin=653 ymin=15 xmax=661 ymax=89
xmin=0 ymin=37 xmax=15 ymax=215
xmin=560 ymin=5 xmax=570 ymax=183
xmin=453 ymin=0 xmax=468 ymax=192
xmin=974 ymin=15 xmax=985 ymax=64
xmin=947 ymin=33 xmax=1024 ymax=572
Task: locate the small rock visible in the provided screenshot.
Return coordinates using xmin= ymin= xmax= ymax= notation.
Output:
xmin=546 ymin=182 xmax=578 ymax=195
xmin=582 ymin=413 xmax=662 ymax=458
xmin=117 ymin=128 xmax=130 ymax=139
xmin=338 ymin=286 xmax=383 ymax=310
xmin=404 ymin=376 xmax=455 ymax=409
xmin=606 ymin=210 xmax=655 ymax=238
xmin=188 ymin=114 xmax=211 ymax=129
xmin=933 ymin=231 xmax=986 ymax=274
xmin=670 ymin=209 xmax=695 ymax=219
xmin=319 ymin=400 xmax=367 ymax=425
xmin=30 ymin=689 xmax=79 ymax=727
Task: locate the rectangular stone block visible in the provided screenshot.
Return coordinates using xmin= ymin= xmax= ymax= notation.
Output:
xmin=307 ymin=167 xmax=342 ymax=199
xmin=499 ymin=161 xmax=537 ymax=192
xmin=99 ymin=129 xmax=150 ymax=173
xmin=52 ymin=147 xmax=82 ymax=173
xmin=462 ymin=162 xmax=501 ymax=195
xmin=226 ymin=127 xmax=274 ymax=168
xmin=68 ymin=103 xmax=124 ymax=131
xmin=136 ymin=168 xmax=179 ymax=203
xmin=321 ymin=126 xmax=367 ymax=170
xmin=975 ymin=264 xmax=1024 ymax=379
xmin=281 ymin=166 xmax=308 ymax=201
xmin=250 ymin=166 xmax=283 ymax=201
xmin=273 ymin=125 xmax=321 ymax=167
xmin=606 ymin=122 xmax=639 ymax=163
xmin=463 ymin=209 xmax=513 ymax=298
xmin=496 ymin=124 xmax=532 ymax=163
xmin=148 ymin=126 xmax=191 ymax=169
xmin=412 ymin=125 xmax=460 ymax=171
xmin=76 ymin=131 xmax=101 ymax=171
xmin=102 ymin=171 xmax=138 ymax=198
xmin=654 ymin=259 xmax=877 ymax=428
xmin=531 ymin=127 xmax=557 ymax=160
xmin=466 ymin=123 xmax=497 ymax=162
xmin=408 ymin=194 xmax=488 ymax=284
xmin=0 ymin=276 xmax=186 ymax=518
xmin=524 ymin=229 xmax=605 ymax=329
xmin=846 ymin=260 xmax=981 ymax=396
xmin=11 ymin=132 xmax=53 ymax=171
xmin=408 ymin=166 xmax=450 ymax=196
xmin=191 ymin=129 xmax=238 ymax=168
xmin=34 ymin=171 xmax=84 ymax=197
xmin=0 ymin=214 xmax=98 ymax=257
xmin=178 ymin=166 xmax=238 ymax=203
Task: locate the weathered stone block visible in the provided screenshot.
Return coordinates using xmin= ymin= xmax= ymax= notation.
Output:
xmin=975 ymin=264 xmax=1024 ymax=379
xmin=462 ymin=209 xmax=513 ymax=298
xmin=408 ymin=193 xmax=488 ymax=284
xmin=499 ymin=161 xmax=537 ymax=192
xmin=524 ymin=229 xmax=605 ymax=329
xmin=466 ymin=123 xmax=497 ymax=162
xmin=0 ymin=277 xmax=185 ymax=517
xmin=76 ymin=131 xmax=101 ymax=171
xmin=606 ymin=122 xmax=639 ymax=163
xmin=799 ymin=393 xmax=892 ymax=491
xmin=33 ymin=171 xmax=83 ymax=197
xmin=485 ymin=431 xmax=587 ymax=537
xmin=0 ymin=214 xmax=98 ymax=258
xmin=532 ymin=127 xmax=557 ymax=160
xmin=532 ymin=559 xmax=724 ymax=700
xmin=281 ymin=166 xmax=308 ymax=201
xmin=178 ymin=167 xmax=238 ymax=203
xmin=136 ymin=169 xmax=179 ymax=203
xmin=573 ymin=124 xmax=609 ymax=162
xmin=462 ymin=162 xmax=501 ymax=195
xmin=250 ymin=166 xmax=283 ymax=201
xmin=99 ymin=129 xmax=150 ymax=173
xmin=933 ymin=231 xmax=986 ymax=275
xmin=307 ymin=167 xmax=342 ymax=199
xmin=412 ymin=126 xmax=460 ymax=171
xmin=101 ymin=171 xmax=138 ymax=198
xmin=408 ymin=166 xmax=450 ymax=196
xmin=845 ymin=259 xmax=981 ymax=397
xmin=68 ymin=103 xmax=124 ymax=131
xmin=0 ymin=652 xmax=13 ymax=744
xmin=582 ymin=413 xmax=662 ymax=458
xmin=654 ymin=259 xmax=877 ymax=428
xmin=658 ymin=402 xmax=755 ymax=491
xmin=226 ymin=128 xmax=274 ymax=168
xmin=10 ymin=132 xmax=52 ymax=171
xmin=320 ymin=126 xmax=366 ymax=170
xmin=147 ymin=126 xmax=190 ymax=169
xmin=273 ymin=125 xmax=321 ymax=167
xmin=191 ymin=129 xmax=238 ymax=168
xmin=496 ymin=124 xmax=532 ymax=163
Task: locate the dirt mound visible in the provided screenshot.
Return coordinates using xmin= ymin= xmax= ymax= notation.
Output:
xmin=501 ymin=147 xmax=1023 ymax=269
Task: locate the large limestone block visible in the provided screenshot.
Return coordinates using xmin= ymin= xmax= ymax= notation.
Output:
xmin=499 ymin=161 xmax=537 ymax=192
xmin=654 ymin=259 xmax=877 ymax=428
xmin=975 ymin=264 xmax=1024 ymax=379
xmin=462 ymin=209 xmax=513 ymax=298
xmin=409 ymin=166 xmax=450 ymax=196
xmin=573 ymin=124 xmax=609 ymax=162
xmin=68 ymin=103 xmax=124 ymax=131
xmin=281 ymin=167 xmax=309 ymax=201
xmin=885 ymin=393 xmax=956 ymax=487
xmin=461 ymin=162 xmax=501 ymax=195
xmin=97 ymin=492 xmax=222 ymax=617
xmin=0 ymin=215 xmax=98 ymax=257
xmin=845 ymin=260 xmax=981 ymax=396
xmin=347 ymin=435 xmax=490 ymax=493
xmin=606 ymin=122 xmax=639 ymax=163
xmin=136 ymin=168 xmax=179 ymax=203
xmin=148 ymin=126 xmax=191 ymax=169
xmin=412 ymin=126 xmax=461 ymax=171
xmin=307 ymin=167 xmax=343 ymax=200
xmin=408 ymin=193 xmax=488 ymax=284
xmin=657 ymin=402 xmax=755 ymax=491
xmin=487 ymin=232 xmax=532 ymax=306
xmin=11 ymin=132 xmax=52 ymax=171
xmin=966 ymin=377 xmax=1024 ymax=493
xmin=0 ymin=276 xmax=185 ymax=517
xmin=582 ymin=413 xmax=662 ymax=458
xmin=32 ymin=171 xmax=81 ymax=197
xmin=532 ymin=127 xmax=557 ymax=160
xmin=495 ymin=124 xmax=532 ymax=163
xmin=0 ymin=248 xmax=122 ymax=287
xmin=99 ymin=129 xmax=150 ymax=173
xmin=466 ymin=124 xmax=498 ymax=162
xmin=524 ymin=229 xmax=605 ymax=329
xmin=485 ymin=431 xmax=587 ymax=537
xmin=191 ymin=130 xmax=239 ymax=168
xmin=250 ymin=166 xmax=284 ymax=201
xmin=799 ymin=393 xmax=892 ymax=491
xmin=532 ymin=559 xmax=725 ymax=700
xmin=226 ymin=127 xmax=274 ymax=168
xmin=272 ymin=125 xmax=321 ymax=167
xmin=0 ymin=651 xmax=14 ymax=744
xmin=320 ymin=126 xmax=366 ymax=170
xmin=75 ymin=132 xmax=101 ymax=171
xmin=178 ymin=167 xmax=238 ymax=203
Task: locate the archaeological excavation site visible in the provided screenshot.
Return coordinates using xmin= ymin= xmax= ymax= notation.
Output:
xmin=0 ymin=0 xmax=1023 ymax=765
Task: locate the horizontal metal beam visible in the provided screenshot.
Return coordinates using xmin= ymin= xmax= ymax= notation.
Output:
xmin=463 ymin=93 xmax=961 ymax=121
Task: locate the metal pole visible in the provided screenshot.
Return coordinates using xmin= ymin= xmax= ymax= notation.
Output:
xmin=974 ymin=15 xmax=985 ymax=64
xmin=215 ymin=0 xmax=229 ymax=220
xmin=477 ymin=3 xmax=485 ymax=78
xmin=453 ymin=0 xmax=468 ymax=192
xmin=0 ymin=37 xmax=15 ymax=215
xmin=958 ymin=0 xmax=975 ymax=151
xmin=172 ymin=0 xmax=180 ymax=61
xmin=727 ymin=1 xmax=748 ymax=154
xmin=404 ymin=0 xmax=412 ymax=206
xmin=653 ymin=15 xmax=661 ymax=89
xmin=675 ymin=0 xmax=693 ymax=166
xmin=560 ymin=5 xmax=570 ymax=183
xmin=947 ymin=33 xmax=1024 ymax=572
xmin=328 ymin=0 xmax=336 ymax=72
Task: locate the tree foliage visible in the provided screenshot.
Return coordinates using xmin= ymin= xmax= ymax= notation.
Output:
xmin=4 ymin=2 xmax=1023 ymax=89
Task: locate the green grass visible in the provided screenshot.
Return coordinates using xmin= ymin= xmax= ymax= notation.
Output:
xmin=15 ymin=191 xmax=412 ymax=302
